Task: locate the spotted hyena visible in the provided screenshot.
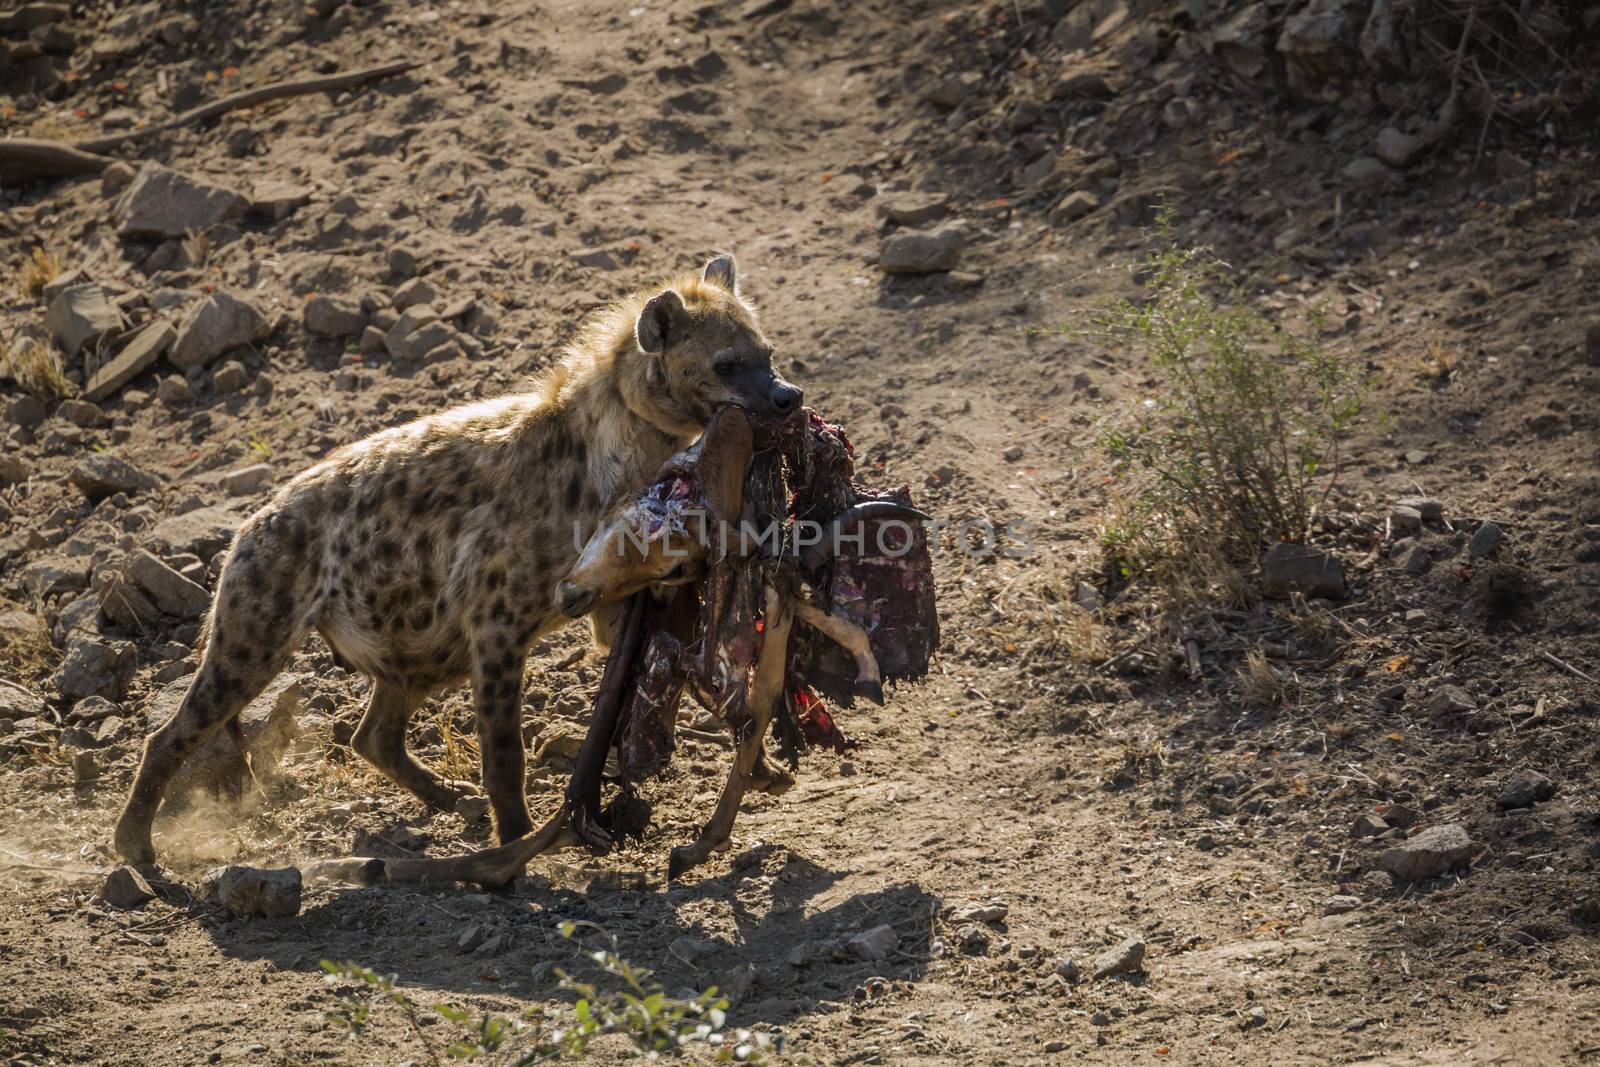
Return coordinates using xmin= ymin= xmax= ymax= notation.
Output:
xmin=114 ymin=254 xmax=802 ymax=864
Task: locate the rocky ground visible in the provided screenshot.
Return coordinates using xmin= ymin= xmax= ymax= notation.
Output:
xmin=3 ymin=0 xmax=1599 ymax=1064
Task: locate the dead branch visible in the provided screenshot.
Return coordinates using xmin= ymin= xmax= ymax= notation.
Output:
xmin=74 ymin=59 xmax=423 ymax=155
xmin=0 ymin=138 xmax=112 ymax=187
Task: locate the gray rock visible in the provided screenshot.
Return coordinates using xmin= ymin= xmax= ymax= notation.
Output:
xmin=0 ymin=453 xmax=29 ymax=487
xmin=1389 ymin=505 xmax=1423 ymax=534
xmin=1053 ymin=70 xmax=1114 ymax=99
xmin=876 ymin=192 xmax=949 ymax=227
xmin=42 ymin=267 xmax=88 ymax=302
xmin=73 ymin=749 xmax=98 ymax=781
xmin=101 ymin=865 xmax=156 ymax=909
xmin=1385 ymin=804 xmax=1422 ymax=829
xmin=1468 ymin=521 xmax=1503 ymax=557
xmin=1054 ymin=957 xmax=1081 ymax=982
xmin=93 ymin=568 xmax=159 ymax=626
xmin=118 ymin=163 xmax=247 ymax=240
xmin=455 ymin=795 xmax=490 ymax=823
xmin=304 ymin=294 xmax=367 ymax=338
xmin=358 ymin=325 xmax=387 ymax=356
xmin=248 ymin=181 xmax=312 ymax=222
xmin=1351 ymin=813 xmax=1389 ymax=838
xmin=55 ymin=398 xmax=105 ymax=427
xmin=157 ymin=374 xmax=192 ymax=406
xmin=170 ymin=292 xmax=269 ymax=371
xmin=390 ymin=320 xmax=456 ymax=361
xmin=1397 ymin=496 xmax=1443 ymax=522
xmin=1379 ymin=824 xmax=1476 ymax=881
xmin=126 ymin=549 xmax=210 ymax=618
xmin=880 ymin=226 xmax=964 ymax=274
xmin=6 ymin=395 xmax=49 ymax=429
xmin=20 ymin=557 xmax=87 ymax=597
xmin=84 ymin=320 xmax=175 ymax=402
xmin=1211 ymin=2 xmax=1272 ymax=79
xmin=1050 ymin=191 xmax=1100 ymax=225
xmin=475 ymin=933 xmax=512 ymax=958
xmin=457 ymin=924 xmax=488 ymax=953
xmin=392 ymin=277 xmax=440 ymax=311
xmin=215 ymin=865 xmax=302 ymax=919
xmin=1342 ymin=156 xmax=1392 ymax=188
xmin=383 ymin=304 xmax=439 ymax=358
xmin=45 ymin=283 xmax=126 ymax=357
xmin=1323 ymin=894 xmax=1362 ymax=916
xmin=149 ymin=506 xmax=240 ymax=561
xmin=571 ymin=248 xmax=619 ymax=271
xmin=927 ymin=70 xmax=981 ymax=108
xmin=69 ymin=454 xmax=158 ymax=501
xmin=1260 ymin=542 xmax=1345 ymax=599
xmin=1497 ymin=769 xmax=1555 ymax=810
xmin=212 ymin=360 xmax=249 ymax=394
xmin=1394 ymin=542 xmax=1430 ymax=576
xmin=222 ymin=463 xmax=273 ymax=496
xmin=1425 ymin=684 xmax=1475 ymax=719
xmin=387 ymin=246 xmax=420 ymax=278
xmin=1375 ymin=126 xmax=1425 ymax=168
xmin=669 ymin=936 xmax=721 ymax=966
xmin=1090 ymin=937 xmax=1146 ymax=979
xmin=951 ymin=900 xmax=1009 ymax=923
xmin=847 ymin=924 xmax=900 ymax=961
xmin=49 ymin=636 xmax=136 ymax=700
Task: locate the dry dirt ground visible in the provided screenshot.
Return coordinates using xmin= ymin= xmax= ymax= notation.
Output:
xmin=3 ymin=0 xmax=1600 ymax=1064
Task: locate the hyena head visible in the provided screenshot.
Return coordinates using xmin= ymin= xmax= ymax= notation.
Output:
xmin=634 ymin=254 xmax=802 ymax=429
xmin=557 ymin=406 xmax=753 ymax=618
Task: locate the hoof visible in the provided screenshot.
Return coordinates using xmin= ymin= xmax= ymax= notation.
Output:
xmin=856 ymin=679 xmax=886 ymax=706
xmin=667 ymin=847 xmax=694 ymax=881
xmin=568 ymin=803 xmax=614 ymax=855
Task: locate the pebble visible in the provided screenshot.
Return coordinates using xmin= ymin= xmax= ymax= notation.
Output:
xmin=1001 ymin=444 xmax=1024 ymax=462
xmin=1468 ymin=521 xmax=1503 ymax=557
xmin=222 ymin=464 xmax=273 ymax=497
xmin=669 ymin=935 xmax=720 ymax=966
xmin=1054 ymin=957 xmax=1081 ymax=982
xmin=847 ymin=924 xmax=900 ymax=962
xmin=1350 ymin=813 xmax=1388 ymax=838
xmin=1049 ymin=190 xmax=1099 ymax=225
xmin=880 ymin=226 xmax=965 ymax=274
xmin=304 ymin=294 xmax=367 ymax=338
xmin=1425 ymin=684 xmax=1475 ymax=719
xmin=1090 ymin=936 xmax=1145 ymax=979
xmin=1260 ymin=542 xmax=1345 ymax=600
xmin=1323 ymin=895 xmax=1362 ymax=916
xmin=157 ymin=374 xmax=192 ymax=406
xmin=1394 ymin=542 xmax=1430 ymax=576
xmin=876 ymin=192 xmax=949 ymax=227
xmin=454 ymin=795 xmax=489 ymax=823
xmin=951 ymin=900 xmax=1009 ymax=924
xmin=1375 ymin=126 xmax=1425 ymax=168
xmin=393 ymin=277 xmax=440 ymax=311
xmin=171 ymin=291 xmax=270 ymax=371
xmin=212 ymin=360 xmax=249 ymax=394
xmin=1379 ymin=824 xmax=1476 ymax=882
xmin=1389 ymin=505 xmax=1423 ymax=534
xmin=214 ymin=865 xmax=302 ymax=919
xmin=72 ymin=750 xmax=98 ymax=782
xmin=1397 ymin=496 xmax=1443 ymax=522
xmin=101 ymin=865 xmax=156 ymax=909
xmin=1497 ymin=769 xmax=1555 ymax=810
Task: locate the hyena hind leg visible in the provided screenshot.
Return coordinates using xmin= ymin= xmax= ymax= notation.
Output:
xmin=351 ymin=680 xmax=480 ymax=811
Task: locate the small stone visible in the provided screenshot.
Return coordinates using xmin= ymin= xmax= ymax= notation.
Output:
xmin=1380 ymin=824 xmax=1476 ymax=882
xmin=358 ymin=325 xmax=388 ymax=356
xmin=879 ymin=226 xmax=964 ymax=274
xmin=387 ymin=246 xmax=420 ymax=278
xmin=1342 ymin=156 xmax=1392 ymax=188
xmin=1323 ymin=894 xmax=1362 ymax=916
xmin=1389 ymin=505 xmax=1423 ymax=534
xmin=101 ymin=161 xmax=135 ymax=196
xmin=71 ymin=749 xmax=98 ymax=781
xmin=42 ymin=267 xmax=88 ymax=302
xmin=0 ymin=454 xmax=28 ymax=487
xmin=1091 ymin=937 xmax=1145 ymax=979
xmin=391 ymin=320 xmax=456 ymax=361
xmin=454 ymin=795 xmax=489 ymax=823
xmin=944 ymin=270 xmax=985 ymax=290
xmin=170 ymin=291 xmax=270 ymax=371
xmin=475 ymin=933 xmax=511 ymax=957
xmin=118 ymin=163 xmax=247 ymax=240
xmin=84 ymin=320 xmax=176 ymax=402
xmin=55 ymin=398 xmax=106 ymax=427
xmin=1375 ymin=126 xmax=1425 ymax=168
xmin=1351 ymin=813 xmax=1389 ymax=838
xmin=1050 ymin=190 xmax=1100 ymax=225
xmin=248 ymin=181 xmax=312 ymax=222
xmin=1052 ymin=70 xmax=1114 ymax=99
xmin=46 ymin=283 xmax=126 ymax=357
xmin=1397 ymin=496 xmax=1443 ymax=522
xmin=149 ymin=505 xmax=241 ymax=561
xmin=1394 ymin=543 xmax=1430 ymax=576
xmin=6 ymin=394 xmax=49 ymax=428
xmin=1425 ymin=684 xmax=1476 ymax=719
xmin=101 ymin=865 xmax=156 ymax=909
xmin=48 ymin=636 xmax=137 ymax=700
xmin=1260 ymin=542 xmax=1345 ymax=599
xmin=876 ymin=192 xmax=949 ymax=227
xmin=1384 ymin=804 xmax=1422 ymax=829
xmin=669 ymin=936 xmax=720 ymax=966
xmin=69 ymin=454 xmax=158 ymax=501
xmin=222 ymin=463 xmax=273 ymax=497
xmin=1001 ymin=444 xmax=1024 ymax=463
xmin=1468 ymin=521 xmax=1504 ymax=557
xmin=951 ymin=900 xmax=1009 ymax=924
xmin=1497 ymin=769 xmax=1555 ymax=810
xmin=157 ymin=374 xmax=192 ymax=406
xmin=1074 ymin=581 xmax=1102 ymax=612
xmin=847 ymin=924 xmax=900 ymax=961
xmin=927 ymin=70 xmax=982 ymax=108
xmin=215 ymin=866 xmax=301 ymax=919
xmin=457 ymin=924 xmax=487 ymax=953
xmin=212 ymin=360 xmax=249 ymax=394
xmin=126 ymin=549 xmax=211 ymax=617
xmin=1044 ymin=1039 xmax=1069 ymax=1053
xmin=303 ymin=294 xmax=367 ymax=338
xmin=393 ymin=277 xmax=440 ymax=311
xmin=1054 ymin=957 xmax=1081 ymax=982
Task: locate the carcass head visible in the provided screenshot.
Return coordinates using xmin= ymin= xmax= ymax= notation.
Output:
xmin=557 ymin=406 xmax=753 ymax=618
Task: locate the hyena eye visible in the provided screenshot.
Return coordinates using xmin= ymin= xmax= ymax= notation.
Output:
xmin=713 ymin=356 xmax=738 ymax=378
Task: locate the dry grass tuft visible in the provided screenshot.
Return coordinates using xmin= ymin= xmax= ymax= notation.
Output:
xmin=2 ymin=336 xmax=76 ymax=401
xmin=1002 ymin=573 xmax=1109 ymax=663
xmin=436 ymin=708 xmax=480 ymax=783
xmin=0 ymin=607 xmax=60 ymax=684
xmin=14 ymin=246 xmax=61 ymax=301
xmin=1238 ymin=647 xmax=1293 ymax=708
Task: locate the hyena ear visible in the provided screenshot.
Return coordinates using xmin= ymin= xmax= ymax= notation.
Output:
xmin=636 ymin=289 xmax=686 ymax=354
xmin=695 ymin=405 xmax=753 ymax=525
xmin=702 ymin=253 xmax=738 ymax=294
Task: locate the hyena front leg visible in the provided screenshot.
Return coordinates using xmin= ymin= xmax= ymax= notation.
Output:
xmin=470 ymin=626 xmax=533 ymax=844
xmin=352 ymin=680 xmax=479 ymax=811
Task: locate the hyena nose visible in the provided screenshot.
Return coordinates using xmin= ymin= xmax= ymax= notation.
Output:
xmin=770 ymin=382 xmax=802 ymax=415
xmin=558 ymin=582 xmax=597 ymax=618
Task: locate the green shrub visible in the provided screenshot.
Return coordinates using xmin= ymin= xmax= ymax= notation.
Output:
xmin=1090 ymin=220 xmax=1363 ymax=584
xmin=321 ymin=922 xmax=775 ymax=1064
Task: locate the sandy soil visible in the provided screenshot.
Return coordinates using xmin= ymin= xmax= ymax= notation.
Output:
xmin=3 ymin=1 xmax=1599 ymax=1065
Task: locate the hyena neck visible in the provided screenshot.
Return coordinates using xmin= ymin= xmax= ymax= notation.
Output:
xmin=560 ymin=352 xmax=697 ymax=498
